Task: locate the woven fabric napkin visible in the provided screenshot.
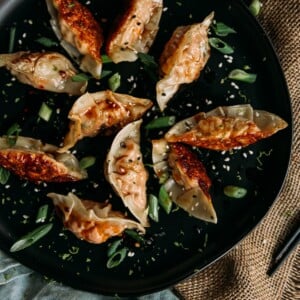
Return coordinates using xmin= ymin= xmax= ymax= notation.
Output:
xmin=174 ymin=0 xmax=300 ymax=299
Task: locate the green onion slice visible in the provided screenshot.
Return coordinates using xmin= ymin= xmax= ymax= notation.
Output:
xmin=158 ymin=185 xmax=172 ymax=214
xmin=249 ymin=0 xmax=262 ymax=17
xmin=208 ymin=37 xmax=234 ymax=54
xmin=8 ymin=27 xmax=16 ymax=53
xmin=212 ymin=22 xmax=236 ymax=36
xmin=35 ymin=204 xmax=49 ymax=223
xmin=125 ymin=229 xmax=145 ymax=244
xmin=6 ymin=123 xmax=21 ymax=147
xmin=148 ymin=194 xmax=159 ymax=222
xmin=10 ymin=223 xmax=53 ymax=252
xmin=100 ymin=70 xmax=113 ymax=79
xmin=138 ymin=53 xmax=159 ymax=81
xmin=71 ymin=73 xmax=90 ymax=82
xmin=79 ymin=156 xmax=96 ymax=169
xmin=224 ymin=185 xmax=247 ymax=199
xmin=106 ymin=247 xmax=128 ymax=269
xmin=107 ymin=238 xmax=123 ymax=258
xmin=228 ymin=69 xmax=257 ymax=83
xmin=38 ymin=102 xmax=52 ymax=122
xmin=0 ymin=167 xmax=10 ymax=185
xmin=145 ymin=116 xmax=176 ymax=130
xmin=108 ymin=72 xmax=121 ymax=92
xmin=101 ymin=54 xmax=113 ymax=64
xmin=35 ymin=37 xmax=58 ymax=48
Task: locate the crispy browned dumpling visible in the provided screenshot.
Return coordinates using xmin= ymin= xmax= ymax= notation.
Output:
xmin=105 ymin=120 xmax=149 ymax=227
xmin=59 ymin=90 xmax=153 ymax=152
xmin=165 ymin=104 xmax=288 ymax=151
xmin=47 ymin=192 xmax=145 ymax=244
xmin=156 ymin=12 xmax=214 ymax=111
xmin=0 ymin=52 xmax=87 ymax=95
xmin=152 ymin=139 xmax=217 ymax=223
xmin=46 ymin=0 xmax=103 ymax=78
xmin=0 ymin=136 xmax=87 ymax=182
xmin=106 ymin=0 xmax=163 ymax=63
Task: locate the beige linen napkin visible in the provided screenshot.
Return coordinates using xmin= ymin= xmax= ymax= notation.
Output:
xmin=174 ymin=0 xmax=300 ymax=299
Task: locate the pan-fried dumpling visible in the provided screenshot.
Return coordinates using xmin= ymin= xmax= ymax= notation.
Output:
xmin=59 ymin=90 xmax=153 ymax=152
xmin=105 ymin=120 xmax=149 ymax=227
xmin=106 ymin=0 xmax=163 ymax=63
xmin=0 ymin=51 xmax=87 ymax=95
xmin=152 ymin=139 xmax=217 ymax=223
xmin=47 ymin=192 xmax=145 ymax=244
xmin=165 ymin=104 xmax=288 ymax=151
xmin=0 ymin=136 xmax=87 ymax=182
xmin=156 ymin=12 xmax=214 ymax=111
xmin=46 ymin=0 xmax=103 ymax=79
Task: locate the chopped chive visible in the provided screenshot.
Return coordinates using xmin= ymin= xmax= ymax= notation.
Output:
xmin=8 ymin=27 xmax=16 ymax=53
xmin=125 ymin=229 xmax=145 ymax=244
xmin=35 ymin=204 xmax=49 ymax=223
xmin=148 ymin=194 xmax=159 ymax=222
xmin=107 ymin=238 xmax=123 ymax=258
xmin=79 ymin=156 xmax=96 ymax=169
xmin=138 ymin=53 xmax=159 ymax=81
xmin=10 ymin=223 xmax=53 ymax=252
xmin=158 ymin=185 xmax=172 ymax=214
xmin=224 ymin=185 xmax=247 ymax=198
xmin=208 ymin=37 xmax=234 ymax=54
xmin=249 ymin=0 xmax=262 ymax=16
xmin=0 ymin=167 xmax=10 ymax=185
xmin=100 ymin=70 xmax=113 ymax=79
xmin=145 ymin=116 xmax=176 ymax=130
xmin=38 ymin=102 xmax=52 ymax=122
xmin=106 ymin=247 xmax=128 ymax=269
xmin=71 ymin=73 xmax=90 ymax=82
xmin=101 ymin=54 xmax=113 ymax=64
xmin=108 ymin=72 xmax=121 ymax=92
xmin=228 ymin=69 xmax=257 ymax=83
xmin=212 ymin=22 xmax=236 ymax=37
xmin=6 ymin=123 xmax=21 ymax=146
xmin=35 ymin=37 xmax=58 ymax=48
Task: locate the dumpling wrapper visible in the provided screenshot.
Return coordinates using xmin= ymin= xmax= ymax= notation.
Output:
xmin=47 ymin=192 xmax=145 ymax=244
xmin=106 ymin=0 xmax=163 ymax=63
xmin=152 ymin=139 xmax=217 ymax=223
xmin=105 ymin=120 xmax=149 ymax=227
xmin=0 ymin=52 xmax=87 ymax=95
xmin=46 ymin=0 xmax=103 ymax=79
xmin=165 ymin=104 xmax=288 ymax=151
xmin=0 ymin=136 xmax=87 ymax=182
xmin=59 ymin=90 xmax=153 ymax=152
xmin=156 ymin=12 xmax=214 ymax=111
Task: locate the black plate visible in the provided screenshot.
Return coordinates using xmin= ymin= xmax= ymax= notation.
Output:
xmin=0 ymin=0 xmax=292 ymax=296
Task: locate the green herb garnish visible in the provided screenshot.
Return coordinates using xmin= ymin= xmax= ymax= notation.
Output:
xmin=38 ymin=102 xmax=52 ymax=122
xmin=6 ymin=123 xmax=21 ymax=146
xmin=106 ymin=247 xmax=128 ymax=269
xmin=0 ymin=167 xmax=10 ymax=185
xmin=35 ymin=205 xmax=49 ymax=223
xmin=224 ymin=185 xmax=247 ymax=199
xmin=148 ymin=194 xmax=159 ymax=222
xmin=10 ymin=223 xmax=53 ymax=252
xmin=71 ymin=73 xmax=90 ymax=82
xmin=249 ymin=0 xmax=262 ymax=16
xmin=35 ymin=37 xmax=58 ymax=48
xmin=158 ymin=185 xmax=172 ymax=214
xmin=125 ymin=229 xmax=145 ymax=244
xmin=138 ymin=53 xmax=159 ymax=81
xmin=108 ymin=72 xmax=121 ymax=92
xmin=79 ymin=156 xmax=96 ymax=169
xmin=145 ymin=116 xmax=176 ymax=130
xmin=212 ymin=22 xmax=236 ymax=37
xmin=101 ymin=54 xmax=113 ymax=64
xmin=208 ymin=37 xmax=234 ymax=54
xmin=100 ymin=70 xmax=113 ymax=79
xmin=8 ymin=27 xmax=16 ymax=53
xmin=228 ymin=69 xmax=257 ymax=83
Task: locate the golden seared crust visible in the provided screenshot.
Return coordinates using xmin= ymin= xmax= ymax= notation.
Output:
xmin=168 ymin=143 xmax=211 ymax=198
xmin=0 ymin=150 xmax=81 ymax=182
xmin=53 ymin=0 xmax=103 ymax=60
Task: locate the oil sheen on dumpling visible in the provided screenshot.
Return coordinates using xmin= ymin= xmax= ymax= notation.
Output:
xmin=105 ymin=120 xmax=149 ymax=227
xmin=59 ymin=90 xmax=153 ymax=152
xmin=47 ymin=192 xmax=145 ymax=244
xmin=165 ymin=104 xmax=288 ymax=151
xmin=0 ymin=136 xmax=87 ymax=182
xmin=106 ymin=0 xmax=163 ymax=63
xmin=0 ymin=52 xmax=87 ymax=95
xmin=46 ymin=0 xmax=103 ymax=79
xmin=152 ymin=139 xmax=217 ymax=223
xmin=156 ymin=12 xmax=214 ymax=111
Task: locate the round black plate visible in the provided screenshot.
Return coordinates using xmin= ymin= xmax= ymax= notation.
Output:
xmin=0 ymin=0 xmax=292 ymax=296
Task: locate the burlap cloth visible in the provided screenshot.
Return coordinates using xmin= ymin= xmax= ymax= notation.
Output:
xmin=174 ymin=1 xmax=300 ymax=299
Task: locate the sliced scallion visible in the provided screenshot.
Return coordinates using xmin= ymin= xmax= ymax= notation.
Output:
xmin=0 ymin=167 xmax=10 ymax=185
xmin=38 ymin=102 xmax=52 ymax=122
xmin=10 ymin=223 xmax=53 ymax=252
xmin=125 ymin=229 xmax=145 ymax=244
xmin=224 ymin=185 xmax=247 ymax=199
xmin=145 ymin=116 xmax=176 ymax=130
xmin=249 ymin=0 xmax=262 ymax=17
xmin=106 ymin=247 xmax=128 ymax=269
xmin=107 ymin=238 xmax=123 ymax=258
xmin=209 ymin=37 xmax=234 ymax=54
xmin=158 ymin=185 xmax=172 ymax=214
xmin=35 ymin=204 xmax=49 ymax=223
xmin=138 ymin=53 xmax=158 ymax=81
xmin=148 ymin=194 xmax=159 ymax=222
xmin=228 ymin=69 xmax=257 ymax=83
xmin=212 ymin=22 xmax=236 ymax=37
xmin=100 ymin=70 xmax=113 ymax=79
xmin=79 ymin=156 xmax=96 ymax=169
xmin=108 ymin=73 xmax=121 ymax=92
xmin=6 ymin=123 xmax=21 ymax=146
xmin=101 ymin=54 xmax=113 ymax=64
xmin=71 ymin=73 xmax=90 ymax=82
xmin=8 ymin=27 xmax=16 ymax=53
xmin=35 ymin=37 xmax=58 ymax=48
